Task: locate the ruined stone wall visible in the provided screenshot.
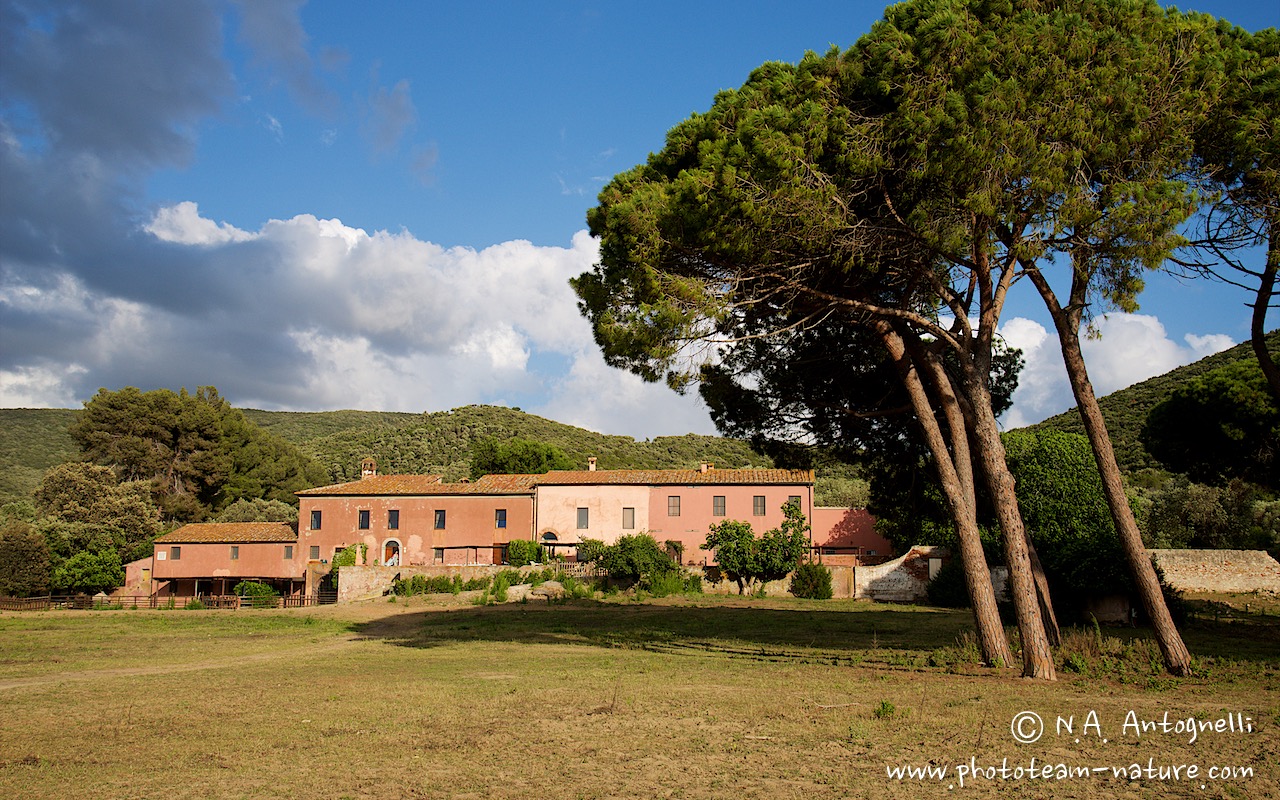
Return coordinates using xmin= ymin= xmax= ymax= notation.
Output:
xmin=338 ymin=564 xmax=542 ymax=602
xmin=1149 ymin=549 xmax=1280 ymax=594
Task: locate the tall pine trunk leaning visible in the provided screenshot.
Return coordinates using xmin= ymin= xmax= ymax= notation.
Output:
xmin=1025 ymin=267 xmax=1192 ymax=677
xmin=877 ymin=322 xmax=1014 ymax=669
xmin=954 ymin=364 xmax=1056 ymax=680
xmin=1251 ymin=222 xmax=1280 ymax=404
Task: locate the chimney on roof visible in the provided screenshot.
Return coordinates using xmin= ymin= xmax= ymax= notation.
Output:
xmin=361 ymin=457 xmax=377 ymax=478
xmin=588 ymin=457 xmax=597 ymax=472
xmin=700 ymin=462 xmax=714 ymax=474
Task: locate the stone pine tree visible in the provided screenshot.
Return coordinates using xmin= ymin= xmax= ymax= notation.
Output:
xmin=573 ymin=19 xmax=1063 ymax=673
xmin=1194 ymin=27 xmax=1280 ymax=403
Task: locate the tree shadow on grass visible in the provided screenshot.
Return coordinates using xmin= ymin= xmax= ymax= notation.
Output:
xmin=352 ymin=597 xmax=1280 ymax=672
xmin=353 ymin=598 xmax=978 ymax=666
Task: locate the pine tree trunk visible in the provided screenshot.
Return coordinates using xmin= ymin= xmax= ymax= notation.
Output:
xmin=1026 ymin=269 xmax=1192 ymax=676
xmin=877 ymin=323 xmax=1014 ymax=668
xmin=957 ymin=367 xmax=1056 ymax=680
xmin=1250 ymin=222 xmax=1280 ymax=404
xmin=914 ymin=341 xmax=1062 ymax=649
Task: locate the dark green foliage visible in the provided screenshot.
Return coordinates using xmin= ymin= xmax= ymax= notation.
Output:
xmin=34 ymin=462 xmax=162 ymax=570
xmin=504 ymin=538 xmax=545 ymax=567
xmin=1003 ymin=429 xmax=1132 ymax=618
xmin=470 ymin=437 xmax=573 ymax=479
xmin=641 ymin=570 xmax=700 ymax=597
xmin=392 ymin=574 xmax=463 ymax=596
xmin=790 ymin=562 xmax=833 ymax=600
xmin=704 ymin=500 xmax=810 ymax=594
xmin=575 ymin=538 xmax=606 ymax=564
xmin=52 ymin=548 xmax=123 ymax=594
xmin=1143 ymin=477 xmax=1280 ymax=558
xmin=925 ymin=559 xmax=971 ymax=608
xmin=233 ymin=580 xmax=280 ymax=608
xmin=583 ymin=534 xmax=676 ymax=585
xmin=0 ymin=520 xmax=52 ymax=597
xmin=1141 ymin=360 xmax=1279 ymax=490
xmin=214 ymin=498 xmax=298 ymax=523
xmin=327 ymin=542 xmax=367 ymax=586
xmin=69 ymin=386 xmax=327 ymax=521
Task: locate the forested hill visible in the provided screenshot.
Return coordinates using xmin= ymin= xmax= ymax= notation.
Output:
xmin=0 ymin=403 xmax=768 ymax=504
xmin=1029 ymin=329 xmax=1279 ymax=474
xmin=293 ymin=404 xmax=769 ymax=484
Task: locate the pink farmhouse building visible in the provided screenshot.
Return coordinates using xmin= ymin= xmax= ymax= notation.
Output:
xmin=130 ymin=458 xmax=892 ymax=599
xmin=149 ymin=522 xmax=303 ymax=598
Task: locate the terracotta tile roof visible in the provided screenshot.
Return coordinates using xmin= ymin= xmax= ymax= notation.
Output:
xmin=293 ymin=468 xmax=811 ymax=499
xmin=296 ymin=473 xmax=538 ymax=497
xmin=296 ymin=474 xmax=446 ymax=496
xmin=534 ymin=468 xmax=815 ymax=486
xmin=155 ymin=523 xmax=297 ymax=544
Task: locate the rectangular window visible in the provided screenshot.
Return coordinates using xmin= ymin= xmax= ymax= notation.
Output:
xmin=309 ymin=545 xmax=320 ymax=561
xmin=622 ymin=507 xmax=635 ymax=529
xmin=358 ymin=509 xmax=370 ymax=530
xmin=388 ymin=509 xmax=399 ymax=530
xmin=230 ymin=545 xmax=239 ymax=560
xmin=577 ymin=508 xmax=589 ymax=529
xmin=170 ymin=546 xmax=181 ymax=560
xmin=495 ymin=508 xmax=507 ymax=529
xmin=433 ymin=547 xmax=444 ymax=563
xmin=788 ymin=495 xmax=802 ymax=508
xmin=434 ymin=509 xmax=446 ymax=529
xmin=284 ymin=545 xmax=294 ymax=560
xmin=753 ymin=496 xmax=766 ymax=516
xmin=668 ymin=496 xmax=681 ymax=516
xmin=310 ymin=509 xmax=322 ymax=530
xmin=713 ymin=496 xmax=726 ymax=516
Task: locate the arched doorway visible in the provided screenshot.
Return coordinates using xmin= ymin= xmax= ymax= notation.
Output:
xmin=383 ymin=539 xmax=401 ymax=567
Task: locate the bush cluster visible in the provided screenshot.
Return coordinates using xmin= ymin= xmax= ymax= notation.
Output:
xmin=790 ymin=562 xmax=833 ymax=600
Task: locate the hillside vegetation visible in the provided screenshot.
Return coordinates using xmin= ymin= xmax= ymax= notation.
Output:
xmin=1030 ymin=329 xmax=1280 ymax=474
xmin=298 ymin=404 xmax=770 ymax=484
xmin=0 ymin=403 xmax=770 ymax=503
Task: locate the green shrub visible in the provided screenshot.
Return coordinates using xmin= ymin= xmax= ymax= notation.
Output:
xmin=233 ymin=580 xmax=279 ymax=608
xmin=925 ymin=559 xmax=971 ymax=608
xmin=506 ymin=539 xmax=545 ymax=567
xmin=462 ymin=576 xmax=491 ymax=591
xmin=642 ymin=571 xmax=689 ymax=597
xmin=790 ymin=562 xmax=833 ymax=599
xmin=185 ymin=598 xmax=204 ymax=610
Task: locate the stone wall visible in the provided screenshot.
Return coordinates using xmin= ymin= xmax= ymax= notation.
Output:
xmin=1149 ymin=549 xmax=1280 ymax=594
xmin=338 ymin=564 xmax=541 ymax=602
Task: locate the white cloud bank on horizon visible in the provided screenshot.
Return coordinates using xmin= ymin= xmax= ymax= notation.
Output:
xmin=0 ymin=203 xmax=719 ymax=440
xmin=998 ymin=314 xmax=1235 ymax=429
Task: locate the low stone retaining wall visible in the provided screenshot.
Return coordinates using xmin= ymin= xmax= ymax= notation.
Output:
xmin=339 ymin=564 xmax=563 ymax=602
xmin=1150 ymin=549 xmax=1280 ymax=594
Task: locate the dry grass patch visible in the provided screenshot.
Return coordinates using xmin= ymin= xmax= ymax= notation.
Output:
xmin=0 ymin=597 xmax=1276 ymax=799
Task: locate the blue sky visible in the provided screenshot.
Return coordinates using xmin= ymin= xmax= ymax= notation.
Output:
xmin=1 ymin=0 xmax=1276 ymax=439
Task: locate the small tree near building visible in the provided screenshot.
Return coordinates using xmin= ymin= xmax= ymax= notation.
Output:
xmin=705 ymin=500 xmax=810 ymax=595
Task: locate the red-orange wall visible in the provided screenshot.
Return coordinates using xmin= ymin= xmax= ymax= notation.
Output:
xmin=811 ymin=507 xmax=892 ymax=556
xmin=644 ymin=484 xmax=814 ymax=565
xmin=298 ymin=494 xmax=535 ymax=567
xmin=152 ymin=541 xmax=301 ymax=580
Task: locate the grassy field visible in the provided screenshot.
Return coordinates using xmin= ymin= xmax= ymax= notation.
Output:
xmin=1 ymin=595 xmax=1277 ymax=799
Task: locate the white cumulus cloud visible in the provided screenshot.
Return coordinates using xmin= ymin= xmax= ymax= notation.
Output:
xmin=999 ymin=313 xmax=1235 ymax=429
